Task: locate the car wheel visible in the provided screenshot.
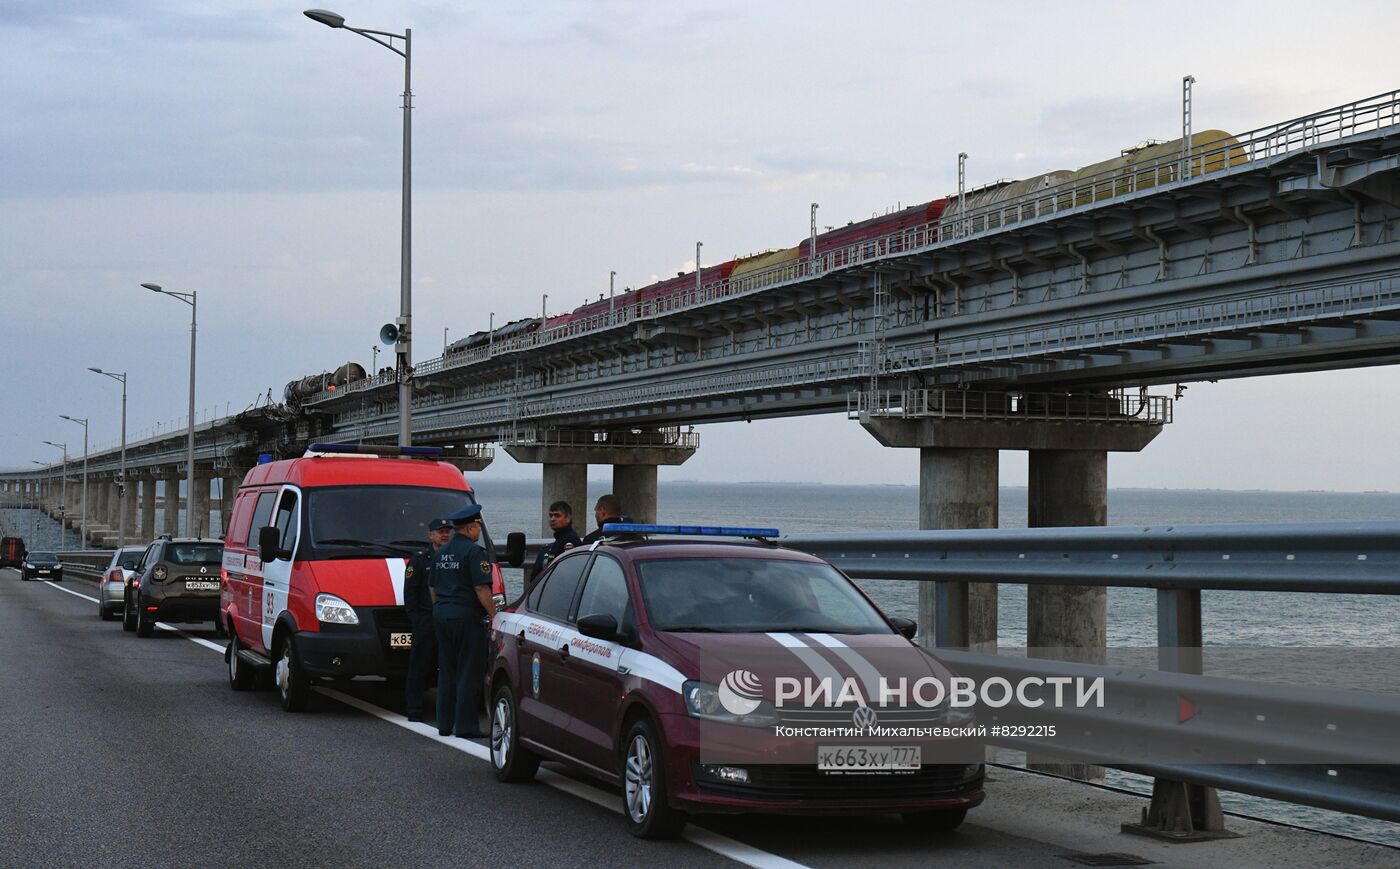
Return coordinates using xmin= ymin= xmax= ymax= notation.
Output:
xmin=622 ymin=717 xmax=687 ymax=839
xmin=490 ymin=683 xmax=540 ymax=783
xmin=900 ymin=808 xmax=968 ymax=832
xmin=135 ymin=602 xmax=154 ymax=637
xmin=99 ymin=600 xmax=115 ymax=621
xmin=227 ymin=629 xmax=255 ymax=691
xmin=121 ymin=593 xmax=136 ymax=633
xmin=275 ymin=634 xmax=310 ymax=712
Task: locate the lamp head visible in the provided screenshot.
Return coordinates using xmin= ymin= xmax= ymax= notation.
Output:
xmin=304 ymin=9 xmax=346 ymax=28
xmin=88 ymin=367 xmax=102 ymax=374
xmin=141 ymin=283 xmax=162 ymax=292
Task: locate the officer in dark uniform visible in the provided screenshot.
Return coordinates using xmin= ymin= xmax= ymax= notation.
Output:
xmin=430 ymin=503 xmax=497 ymax=738
xmin=403 ymin=517 xmax=452 ymax=721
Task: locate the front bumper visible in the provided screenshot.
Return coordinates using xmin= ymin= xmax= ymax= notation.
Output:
xmin=659 ymin=713 xmax=986 ymax=815
xmin=25 ymin=568 xmax=62 ymax=580
xmin=294 ymin=606 xmax=412 ymax=679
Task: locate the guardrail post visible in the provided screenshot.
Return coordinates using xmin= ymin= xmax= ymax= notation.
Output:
xmin=1122 ymin=586 xmax=1237 ymax=841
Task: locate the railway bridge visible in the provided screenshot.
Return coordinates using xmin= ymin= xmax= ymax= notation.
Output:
xmin=6 ymin=86 xmax=1400 ymax=715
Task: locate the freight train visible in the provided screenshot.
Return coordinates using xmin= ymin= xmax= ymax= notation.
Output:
xmin=446 ymin=129 xmax=1246 ymax=371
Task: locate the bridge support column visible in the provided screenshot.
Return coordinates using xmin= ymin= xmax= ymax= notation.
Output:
xmin=140 ymin=477 xmax=157 ymax=542
xmin=120 ymin=478 xmax=137 ymax=548
xmin=539 ymin=463 xmax=588 ymax=537
xmin=161 ymin=472 xmax=182 ymax=536
xmin=1027 ymin=448 xmax=1108 ymax=782
xmin=506 ymin=431 xmax=698 ymax=538
xmin=219 ymin=475 xmax=241 ymax=537
xmin=190 ymin=473 xmax=211 ymax=538
xmin=93 ymin=479 xmax=112 ymax=537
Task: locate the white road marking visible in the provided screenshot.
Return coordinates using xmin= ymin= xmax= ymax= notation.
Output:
xmin=33 ymin=577 xmax=809 ymax=869
xmin=42 ymin=580 xmax=225 ymax=651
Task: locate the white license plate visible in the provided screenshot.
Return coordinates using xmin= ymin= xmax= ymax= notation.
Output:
xmin=389 ymin=632 xmax=413 ymax=649
xmin=817 ymin=745 xmax=921 ymax=772
xmin=184 ymin=580 xmax=220 ymax=591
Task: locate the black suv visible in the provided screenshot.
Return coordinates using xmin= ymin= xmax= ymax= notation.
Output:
xmin=123 ymin=537 xmax=225 ymax=637
xmin=21 ymin=551 xmax=62 ymax=581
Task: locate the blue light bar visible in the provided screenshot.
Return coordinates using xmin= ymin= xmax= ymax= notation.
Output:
xmin=602 ymin=523 xmax=780 ymax=539
xmin=307 ymin=443 xmax=445 ymax=458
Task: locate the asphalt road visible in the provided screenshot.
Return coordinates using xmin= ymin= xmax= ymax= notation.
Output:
xmin=2 ymin=569 xmax=1395 ymax=869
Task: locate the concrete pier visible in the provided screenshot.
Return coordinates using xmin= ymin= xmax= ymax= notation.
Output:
xmin=161 ymin=472 xmax=181 ymax=536
xmin=140 ymin=476 xmax=157 ymax=542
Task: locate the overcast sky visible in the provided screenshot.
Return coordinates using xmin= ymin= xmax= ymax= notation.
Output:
xmin=4 ymin=1 xmax=1400 ymax=492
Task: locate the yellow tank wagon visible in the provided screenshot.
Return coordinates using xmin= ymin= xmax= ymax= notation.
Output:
xmin=1061 ymin=129 xmax=1248 ymax=208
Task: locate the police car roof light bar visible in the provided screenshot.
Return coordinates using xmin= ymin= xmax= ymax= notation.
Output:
xmin=306 ymin=443 xmax=445 ymax=458
xmin=602 ymin=523 xmax=780 ymax=540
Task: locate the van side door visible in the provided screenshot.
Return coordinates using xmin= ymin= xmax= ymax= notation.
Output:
xmin=260 ymin=486 xmax=301 ymax=652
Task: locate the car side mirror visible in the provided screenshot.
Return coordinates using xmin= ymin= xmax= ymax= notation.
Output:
xmin=257 ymin=526 xmax=287 ymax=563
xmin=502 ymin=531 xmax=526 ymax=568
xmin=577 ymin=613 xmax=620 ymax=641
xmin=889 ymin=616 xmax=917 ymax=640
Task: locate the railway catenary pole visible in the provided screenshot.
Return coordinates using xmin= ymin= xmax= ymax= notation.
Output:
xmin=542 ymin=294 xmax=548 ymax=320
xmin=305 ymin=9 xmax=414 ymax=447
xmin=142 ymin=283 xmax=196 ymax=536
xmin=58 ymin=415 xmax=87 ymax=546
xmin=1182 ymin=74 xmax=1196 ymax=180
xmin=489 ymin=312 xmax=495 ymax=356
xmin=695 ymin=242 xmax=702 ymax=297
xmin=957 ymin=152 xmax=968 ymax=238
xmin=90 ymin=368 xmax=128 ymax=547
xmin=609 ymin=271 xmax=616 ymax=321
xmin=810 ymin=203 xmax=819 ymax=275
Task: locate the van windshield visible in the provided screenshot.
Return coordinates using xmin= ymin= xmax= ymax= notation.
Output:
xmin=305 ymin=486 xmax=474 ymax=559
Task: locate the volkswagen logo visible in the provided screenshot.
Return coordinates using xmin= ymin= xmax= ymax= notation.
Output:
xmin=852 ymin=705 xmax=878 ymax=729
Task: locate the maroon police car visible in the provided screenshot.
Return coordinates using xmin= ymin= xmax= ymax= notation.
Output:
xmin=488 ymin=524 xmax=984 ymax=838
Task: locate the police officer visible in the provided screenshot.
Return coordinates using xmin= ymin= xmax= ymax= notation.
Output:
xmin=403 ymin=517 xmax=452 ymax=721
xmin=430 ymin=503 xmax=496 ymax=738
xmin=580 ymin=493 xmax=624 ymax=545
xmin=533 ymin=500 xmax=582 ymax=574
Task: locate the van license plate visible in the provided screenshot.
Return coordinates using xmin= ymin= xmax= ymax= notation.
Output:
xmin=185 ymin=580 xmax=220 ymax=591
xmin=389 ymin=632 xmax=413 ymax=649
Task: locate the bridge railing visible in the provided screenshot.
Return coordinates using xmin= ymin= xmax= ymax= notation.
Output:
xmin=780 ymin=522 xmax=1400 ymax=828
xmin=304 ymin=89 xmax=1400 ymax=410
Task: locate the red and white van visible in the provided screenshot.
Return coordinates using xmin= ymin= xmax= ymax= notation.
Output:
xmin=220 ymin=443 xmax=521 ymax=711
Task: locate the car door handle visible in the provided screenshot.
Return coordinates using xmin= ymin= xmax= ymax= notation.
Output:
xmin=558 ymin=643 xmax=570 ymax=660
xmin=518 ymin=630 xmax=526 ymax=641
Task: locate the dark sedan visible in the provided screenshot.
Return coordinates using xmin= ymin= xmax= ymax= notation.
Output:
xmin=21 ymin=551 xmax=63 ymax=581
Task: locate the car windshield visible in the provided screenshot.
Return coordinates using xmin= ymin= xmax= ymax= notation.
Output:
xmin=30 ymin=552 xmax=57 ymax=561
xmin=167 ymin=543 xmax=223 ymax=565
xmin=635 ymin=557 xmax=893 ymax=634
xmin=305 ymin=486 xmax=475 ymax=557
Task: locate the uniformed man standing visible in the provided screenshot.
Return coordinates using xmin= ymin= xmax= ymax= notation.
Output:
xmin=403 ymin=517 xmax=452 ymax=721
xmin=430 ymin=503 xmax=497 ymax=738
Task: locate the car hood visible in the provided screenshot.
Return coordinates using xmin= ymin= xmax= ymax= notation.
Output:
xmin=648 ymin=629 xmax=957 ymax=703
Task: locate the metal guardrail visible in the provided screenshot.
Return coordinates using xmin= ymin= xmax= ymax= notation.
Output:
xmin=849 ymin=388 xmax=1173 ymax=425
xmin=778 ymin=522 xmax=1400 ymax=829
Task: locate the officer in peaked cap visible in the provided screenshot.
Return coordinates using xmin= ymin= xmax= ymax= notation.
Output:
xmin=403 ymin=517 xmax=451 ymax=721
xmin=429 ymin=502 xmax=496 ymax=738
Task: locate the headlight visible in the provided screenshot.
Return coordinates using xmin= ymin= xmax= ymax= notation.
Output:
xmin=22 ymin=562 xmax=32 ymax=569
xmin=314 ymin=593 xmax=359 ymax=625
xmin=682 ymin=680 xmax=778 ymax=727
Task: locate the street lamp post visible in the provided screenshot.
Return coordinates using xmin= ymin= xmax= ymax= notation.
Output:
xmin=90 ymin=368 xmax=128 ymax=547
xmin=305 ymin=8 xmax=414 ymax=447
xmin=29 ymin=462 xmax=44 ymax=547
xmin=142 ymin=283 xmax=196 ymax=536
xmin=42 ymin=441 xmax=68 ymax=552
xmin=59 ymin=415 xmax=88 ymax=545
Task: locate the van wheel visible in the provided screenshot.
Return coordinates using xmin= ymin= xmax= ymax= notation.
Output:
xmin=622 ymin=717 xmax=687 ymax=839
xmin=275 ymin=634 xmax=309 ymax=712
xmin=227 ymin=631 xmax=255 ymax=691
xmin=490 ymin=683 xmax=539 ymax=783
xmin=121 ymin=594 xmax=136 ymax=632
